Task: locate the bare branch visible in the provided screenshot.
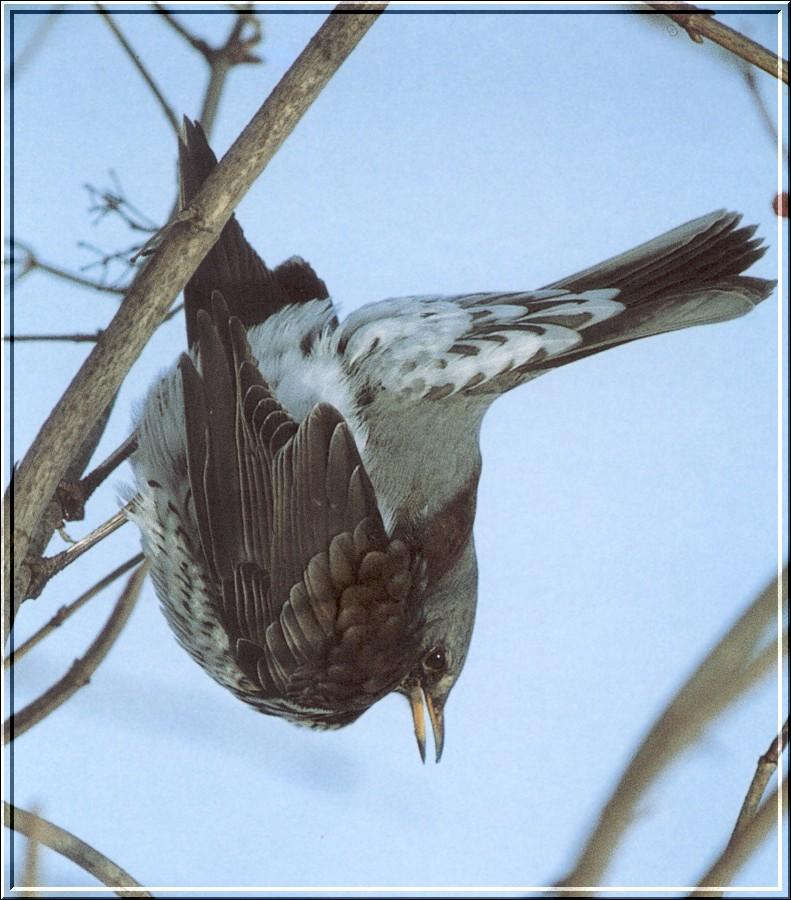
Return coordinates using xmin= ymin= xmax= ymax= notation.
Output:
xmin=153 ymin=5 xmax=263 ymax=136
xmin=96 ymin=5 xmax=180 ymax=135
xmin=83 ymin=175 xmax=159 ymax=233
xmin=687 ymin=719 xmax=789 ymax=897
xmin=738 ymin=61 xmax=788 ymax=159
xmin=728 ymin=718 xmax=789 ymax=841
xmin=7 ymin=397 xmax=117 ymax=641
xmin=7 ymin=241 xmax=127 ymax=294
xmin=555 ymin=569 xmax=787 ymax=888
xmin=19 ymin=804 xmax=41 ymax=898
xmin=23 ymin=508 xmax=131 ymax=601
xmin=4 ymin=561 xmax=147 ymax=745
xmin=5 ymin=553 xmax=145 ymax=670
xmin=58 ymin=434 xmax=139 ymax=522
xmin=689 ymin=785 xmax=787 ymax=896
xmin=5 ymin=331 xmax=102 ymax=344
xmin=5 ymin=1 xmax=387 ymax=641
xmin=646 ymin=2 xmax=788 ymax=83
xmin=4 ymin=802 xmax=152 ymax=898
xmin=153 ymin=3 xmax=213 ymax=55
xmin=199 ymin=9 xmax=263 ymax=135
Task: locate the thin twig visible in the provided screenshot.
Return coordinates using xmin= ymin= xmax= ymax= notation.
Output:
xmin=555 ymin=570 xmax=787 ymax=889
xmin=729 ymin=718 xmax=789 ymax=841
xmin=153 ymin=3 xmax=211 ymax=54
xmin=153 ymin=5 xmax=263 ymax=137
xmin=200 ymin=9 xmax=263 ymax=135
xmin=689 ymin=785 xmax=787 ymax=896
xmin=97 ymin=5 xmax=180 ymax=134
xmin=3 ymin=561 xmax=147 ymax=745
xmin=4 ymin=553 xmax=144 ymax=670
xmin=739 ymin=62 xmax=788 ymax=159
xmin=646 ymin=2 xmax=788 ymax=83
xmin=24 ymin=508 xmax=131 ymax=601
xmin=6 ymin=306 xmax=182 ymax=347
xmin=689 ymin=719 xmax=790 ymax=897
xmin=7 ymin=242 xmax=127 ymax=294
xmin=58 ymin=434 xmax=139 ymax=522
xmin=4 ymin=332 xmax=102 ymax=344
xmin=4 ymin=802 xmax=151 ymax=898
xmin=5 ymin=1 xmax=388 ymax=640
xmin=84 ymin=175 xmax=159 ymax=234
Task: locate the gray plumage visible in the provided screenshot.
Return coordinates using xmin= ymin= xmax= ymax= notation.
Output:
xmin=128 ymin=120 xmax=775 ymax=761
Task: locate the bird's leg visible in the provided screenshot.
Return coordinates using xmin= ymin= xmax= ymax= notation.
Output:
xmin=24 ymin=507 xmax=133 ymax=600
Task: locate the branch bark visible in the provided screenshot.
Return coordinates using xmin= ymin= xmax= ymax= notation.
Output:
xmin=5 ymin=1 xmax=387 ymax=643
xmin=4 ymin=802 xmax=151 ymax=898
xmin=3 ymin=561 xmax=147 ymax=744
xmin=646 ymin=2 xmax=788 ymax=83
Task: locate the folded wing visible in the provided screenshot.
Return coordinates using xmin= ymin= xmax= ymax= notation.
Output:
xmin=179 ymin=294 xmax=425 ymax=726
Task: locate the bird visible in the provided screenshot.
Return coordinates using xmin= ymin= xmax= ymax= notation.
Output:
xmin=128 ymin=119 xmax=775 ymax=763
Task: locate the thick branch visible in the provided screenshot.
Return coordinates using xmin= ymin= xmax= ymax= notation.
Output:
xmin=3 ymin=562 xmax=146 ymax=744
xmin=4 ymin=802 xmax=151 ymax=898
xmin=556 ymin=569 xmax=787 ymax=888
xmin=646 ymin=2 xmax=788 ymax=83
xmin=5 ymin=2 xmax=387 ymax=641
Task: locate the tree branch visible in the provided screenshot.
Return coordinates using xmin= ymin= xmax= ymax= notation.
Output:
xmin=8 ymin=241 xmax=127 ymax=294
xmin=4 ymin=561 xmax=147 ymax=745
xmin=4 ymin=802 xmax=151 ymax=898
xmin=23 ymin=508 xmax=131 ymax=601
xmin=97 ymin=5 xmax=180 ymax=135
xmin=646 ymin=2 xmax=788 ymax=83
xmin=5 ymin=331 xmax=103 ymax=344
xmin=5 ymin=553 xmax=144 ymax=670
xmin=555 ymin=569 xmax=787 ymax=888
xmin=689 ymin=785 xmax=787 ymax=896
xmin=57 ymin=434 xmax=139 ymax=522
xmin=5 ymin=1 xmax=387 ymax=642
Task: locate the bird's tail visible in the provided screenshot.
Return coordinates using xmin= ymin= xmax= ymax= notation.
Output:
xmin=535 ymin=209 xmax=775 ymax=370
xmin=179 ymin=118 xmax=329 ymax=348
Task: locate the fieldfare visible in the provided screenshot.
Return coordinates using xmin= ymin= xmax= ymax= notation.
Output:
xmin=128 ymin=120 xmax=775 ymax=762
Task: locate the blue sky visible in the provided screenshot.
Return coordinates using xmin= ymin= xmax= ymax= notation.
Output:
xmin=4 ymin=3 xmax=789 ymax=895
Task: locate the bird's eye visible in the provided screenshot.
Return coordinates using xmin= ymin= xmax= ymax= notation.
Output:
xmin=422 ymin=646 xmax=446 ymax=673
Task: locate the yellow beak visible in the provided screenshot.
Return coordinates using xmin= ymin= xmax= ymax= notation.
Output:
xmin=407 ymin=683 xmax=445 ymax=763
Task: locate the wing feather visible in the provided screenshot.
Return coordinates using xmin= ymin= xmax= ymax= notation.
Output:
xmin=181 ymin=295 xmax=424 ymax=725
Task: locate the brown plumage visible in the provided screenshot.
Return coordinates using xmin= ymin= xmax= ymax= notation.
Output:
xmin=178 ymin=292 xmax=426 ymax=727
xmin=129 ymin=120 xmax=774 ymax=762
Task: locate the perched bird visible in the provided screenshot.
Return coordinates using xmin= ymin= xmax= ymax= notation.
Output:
xmin=129 ymin=120 xmax=775 ymax=762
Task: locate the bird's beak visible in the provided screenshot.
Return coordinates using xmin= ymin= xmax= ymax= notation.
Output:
xmin=407 ymin=684 xmax=445 ymax=763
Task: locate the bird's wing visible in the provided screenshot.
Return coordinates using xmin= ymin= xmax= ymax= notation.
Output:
xmin=339 ymin=210 xmax=774 ymax=404
xmin=179 ymin=118 xmax=330 ymax=348
xmin=180 ymin=294 xmax=424 ymax=725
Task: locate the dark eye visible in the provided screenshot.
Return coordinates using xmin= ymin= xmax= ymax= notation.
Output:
xmin=422 ymin=646 xmax=446 ymax=673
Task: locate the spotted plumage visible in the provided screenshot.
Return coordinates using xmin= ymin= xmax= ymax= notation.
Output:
xmin=128 ymin=119 xmax=775 ymax=760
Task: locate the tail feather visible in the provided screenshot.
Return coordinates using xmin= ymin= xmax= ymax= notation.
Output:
xmin=179 ymin=118 xmax=329 ymax=348
xmin=531 ymin=210 xmax=775 ymax=370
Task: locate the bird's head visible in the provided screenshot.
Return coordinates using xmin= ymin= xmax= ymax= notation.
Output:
xmin=396 ymin=537 xmax=478 ymax=763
